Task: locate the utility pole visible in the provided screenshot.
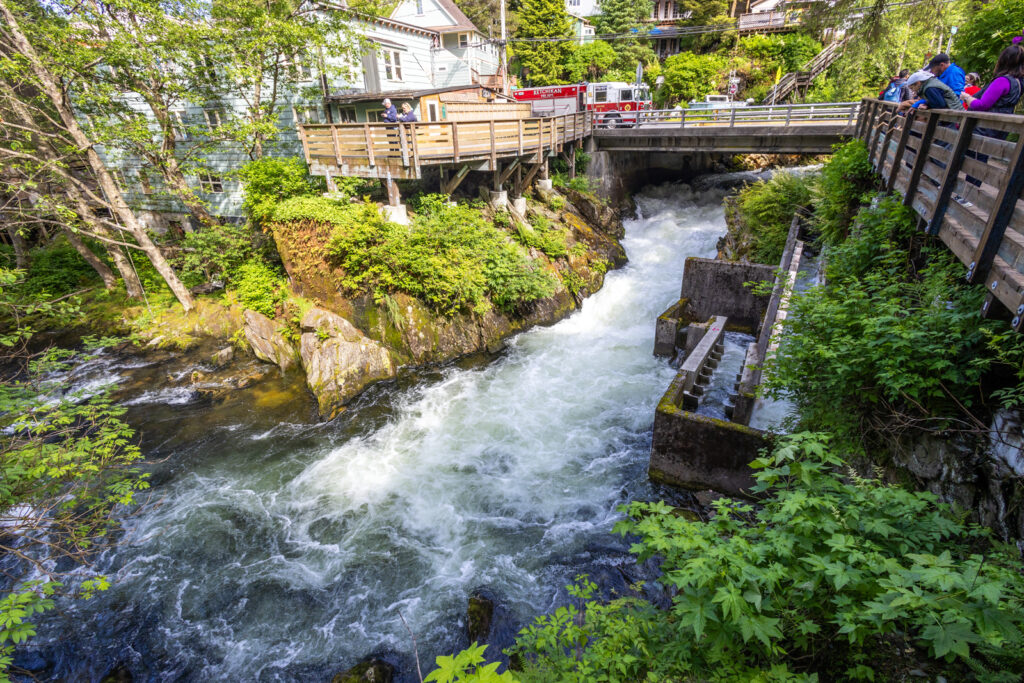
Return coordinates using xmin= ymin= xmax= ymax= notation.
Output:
xmin=500 ymin=0 xmax=509 ymax=94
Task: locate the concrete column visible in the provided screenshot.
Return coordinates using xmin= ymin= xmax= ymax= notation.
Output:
xmin=536 ymin=178 xmax=553 ymax=191
xmin=487 ymin=190 xmax=508 ymax=210
xmin=511 ymin=196 xmax=526 ymax=214
xmin=382 ymin=204 xmax=409 ymax=225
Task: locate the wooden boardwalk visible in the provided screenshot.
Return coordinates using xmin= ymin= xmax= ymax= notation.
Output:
xmin=858 ymin=99 xmax=1024 ymax=328
xmin=299 ymin=112 xmax=591 ymax=182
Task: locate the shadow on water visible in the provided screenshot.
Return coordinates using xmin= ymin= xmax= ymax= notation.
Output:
xmin=17 ymin=180 xmax=731 ymax=682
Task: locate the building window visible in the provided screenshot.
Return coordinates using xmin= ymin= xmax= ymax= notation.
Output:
xmin=383 ymin=50 xmax=402 ymax=81
xmin=337 ymin=106 xmax=358 ymax=123
xmin=415 ymin=0 xmax=423 ymax=13
xmin=170 ymin=110 xmax=188 ymax=140
xmin=426 ymin=101 xmax=439 ymax=121
xmin=198 ymin=171 xmax=224 ymax=193
xmin=287 ymin=54 xmax=313 ymax=81
xmin=203 ymin=109 xmax=225 ymax=132
xmin=458 ymin=33 xmax=470 ymax=48
xmin=293 ymin=106 xmax=322 ymax=125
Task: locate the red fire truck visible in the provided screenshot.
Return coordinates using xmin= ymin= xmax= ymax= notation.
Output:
xmin=512 ymin=81 xmax=653 ymax=126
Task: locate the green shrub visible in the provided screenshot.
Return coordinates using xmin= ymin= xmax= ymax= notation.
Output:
xmin=547 ymin=195 xmax=566 ymax=211
xmin=20 ymin=242 xmax=102 ymax=297
xmin=174 ymin=222 xmax=274 ymax=287
xmin=231 ymin=260 xmax=286 ymax=317
xmin=506 ymin=432 xmax=1024 ymax=682
xmin=735 ymin=172 xmax=813 ymax=264
xmin=277 ymin=195 xmax=557 ymax=316
xmin=237 ymin=156 xmax=325 ymax=225
xmin=813 ymin=140 xmax=875 ymax=245
xmin=516 ymin=214 xmax=568 ymax=259
xmin=764 ymin=197 xmax=997 ymax=435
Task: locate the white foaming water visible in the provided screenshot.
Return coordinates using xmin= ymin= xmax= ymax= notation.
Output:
xmin=40 ymin=183 xmax=732 ymax=681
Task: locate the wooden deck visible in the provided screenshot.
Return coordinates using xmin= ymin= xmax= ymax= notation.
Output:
xmin=858 ymin=99 xmax=1024 ymax=327
xmin=298 ymin=112 xmax=592 ymax=181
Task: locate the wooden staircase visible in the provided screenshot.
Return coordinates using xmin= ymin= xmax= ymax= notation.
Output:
xmin=762 ymin=37 xmax=849 ymax=105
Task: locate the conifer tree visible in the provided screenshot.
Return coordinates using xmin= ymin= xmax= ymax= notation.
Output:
xmin=592 ymin=0 xmax=655 ymax=78
xmin=512 ymin=0 xmax=571 ymax=85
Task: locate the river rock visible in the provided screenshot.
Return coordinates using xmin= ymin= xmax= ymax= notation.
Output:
xmin=299 ymin=307 xmax=395 ymax=417
xmin=564 ymin=187 xmax=624 ymax=238
xmin=211 ymin=346 xmax=234 ymax=367
xmin=467 ymin=591 xmax=495 ymax=643
xmin=243 ymin=310 xmax=295 ymax=371
xmin=331 ymin=658 xmax=394 ymax=683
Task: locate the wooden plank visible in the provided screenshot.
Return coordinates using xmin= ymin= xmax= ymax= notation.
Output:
xmin=967 ymin=137 xmax=1024 ymax=284
xmin=363 ymin=124 xmax=375 ymax=166
xmin=887 ymin=111 xmax=915 ymax=193
xmin=903 ymin=113 xmax=939 ymax=209
xmin=928 ymin=118 xmax=977 ymax=236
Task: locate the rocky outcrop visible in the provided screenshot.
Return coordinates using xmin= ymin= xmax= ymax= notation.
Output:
xmin=243 ymin=310 xmax=296 ymax=371
xmin=331 ymin=658 xmax=395 ymax=683
xmin=299 ymin=307 xmax=395 ymax=417
xmin=564 ymin=187 xmax=625 ymax=239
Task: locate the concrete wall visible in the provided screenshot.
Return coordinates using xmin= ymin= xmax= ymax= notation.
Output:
xmin=680 ymin=257 xmax=774 ymax=333
xmin=585 ymin=148 xmax=730 ymax=205
xmin=650 ymin=398 xmax=770 ymax=497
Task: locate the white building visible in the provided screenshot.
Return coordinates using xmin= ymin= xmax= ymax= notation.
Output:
xmin=565 ymin=0 xmax=602 ymax=18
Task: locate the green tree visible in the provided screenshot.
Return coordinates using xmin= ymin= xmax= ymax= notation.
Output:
xmin=953 ymin=0 xmax=1024 ymax=76
xmin=660 ymin=51 xmax=727 ymax=104
xmin=565 ymin=40 xmax=616 ymax=82
xmin=591 ymin=0 xmax=655 ymax=77
xmin=512 ymin=0 xmax=571 ymax=85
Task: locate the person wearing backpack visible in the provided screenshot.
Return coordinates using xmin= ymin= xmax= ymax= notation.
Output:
xmin=880 ymin=69 xmax=910 ymax=103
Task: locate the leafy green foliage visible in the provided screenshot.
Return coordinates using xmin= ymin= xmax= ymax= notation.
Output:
xmin=174 ymin=222 xmax=276 ymax=288
xmin=812 ymin=140 xmax=875 ymax=245
xmin=661 ymin=52 xmax=728 ymax=105
xmin=735 ymin=172 xmax=812 ymax=264
xmin=954 ymin=0 xmax=1024 ymax=76
xmin=513 ymin=0 xmax=571 ymax=86
xmin=739 ymin=34 xmax=823 ymax=74
xmin=506 ymin=433 xmax=1024 ymax=681
xmin=276 ymin=195 xmax=556 ymax=316
xmin=237 ymin=157 xmax=326 ymax=226
xmin=425 ymin=642 xmax=516 ymax=682
xmin=590 ymin=0 xmax=656 ymax=76
xmin=18 ymin=242 xmax=102 ymax=297
xmin=0 ymin=342 xmax=148 ymax=680
xmin=764 ymin=196 xmax=998 ymax=435
xmin=565 ymin=41 xmax=617 ymax=82
xmin=231 ymin=260 xmax=286 ymax=317
xmin=516 ymin=214 xmax=568 ymax=259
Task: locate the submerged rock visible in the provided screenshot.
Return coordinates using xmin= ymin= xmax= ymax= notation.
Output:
xmin=211 ymin=346 xmax=234 ymax=367
xmin=299 ymin=307 xmax=395 ymax=418
xmin=243 ymin=310 xmax=295 ymax=371
xmin=467 ymin=591 xmax=495 ymax=643
xmin=331 ymin=658 xmax=395 ymax=683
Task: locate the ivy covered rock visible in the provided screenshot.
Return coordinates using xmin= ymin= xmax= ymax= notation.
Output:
xmin=299 ymin=307 xmax=395 ymax=418
xmin=242 ymin=309 xmax=296 ymax=371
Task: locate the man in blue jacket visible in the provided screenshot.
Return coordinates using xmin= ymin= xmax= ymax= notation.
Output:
xmin=928 ymin=53 xmax=965 ymax=96
xmin=381 ymin=98 xmax=398 ymax=122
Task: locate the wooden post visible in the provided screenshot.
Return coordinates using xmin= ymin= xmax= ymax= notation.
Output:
xmin=518 ymin=119 xmax=524 ymax=156
xmin=452 ymin=121 xmax=460 ymax=162
xmin=874 ymin=107 xmax=899 ymax=171
xmin=384 ymin=174 xmax=400 ymax=206
xmin=330 ymin=125 xmax=342 ymax=166
xmin=903 ymin=112 xmax=939 ymax=209
xmin=364 ymin=124 xmax=375 ymax=166
xmin=410 ymin=123 xmax=421 ymax=178
xmin=398 ymin=124 xmax=410 ymax=167
xmin=868 ymin=106 xmax=888 ymax=166
xmin=886 ymin=109 xmax=915 ymax=193
xmin=928 ymin=117 xmax=977 ymax=235
xmin=489 ymin=120 xmax=497 ymax=167
xmin=967 ymin=137 xmax=1024 ymax=284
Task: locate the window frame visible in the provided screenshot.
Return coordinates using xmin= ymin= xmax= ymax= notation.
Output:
xmin=203 ymin=108 xmax=225 ymax=132
xmin=338 ymin=106 xmax=358 ymax=123
xmin=383 ymin=50 xmax=403 ymax=81
xmin=458 ymin=32 xmax=470 ymax=48
xmin=139 ymin=171 xmax=153 ymax=195
xmin=198 ymin=171 xmax=224 ymax=194
xmin=169 ymin=110 xmax=188 ymax=140
xmin=415 ymin=0 xmax=423 ymax=14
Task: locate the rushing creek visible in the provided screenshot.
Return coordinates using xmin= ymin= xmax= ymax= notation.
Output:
xmin=27 ymin=181 xmax=759 ymax=682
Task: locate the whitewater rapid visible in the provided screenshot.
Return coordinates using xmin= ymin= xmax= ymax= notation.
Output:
xmin=29 ymin=182 xmax=748 ymax=681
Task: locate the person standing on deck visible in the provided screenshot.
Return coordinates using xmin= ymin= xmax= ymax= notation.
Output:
xmin=927 ymin=53 xmax=966 ymax=96
xmin=381 ymin=98 xmax=398 ymax=122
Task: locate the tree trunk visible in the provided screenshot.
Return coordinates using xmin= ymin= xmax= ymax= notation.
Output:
xmin=105 ymin=244 xmax=145 ymax=299
xmin=63 ymin=227 xmax=117 ymax=290
xmin=0 ymin=0 xmax=195 ymax=312
xmin=160 ymin=156 xmax=216 ymax=227
xmin=5 ymin=225 xmax=30 ymax=270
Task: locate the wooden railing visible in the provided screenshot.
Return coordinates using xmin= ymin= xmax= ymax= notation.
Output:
xmin=298 ymin=111 xmax=592 ymax=179
xmin=612 ymin=101 xmax=860 ymax=129
xmin=858 ymin=99 xmax=1024 ymax=329
xmin=762 ymin=37 xmax=849 ymax=104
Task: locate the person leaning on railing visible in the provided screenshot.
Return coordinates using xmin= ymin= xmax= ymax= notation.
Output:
xmin=959 ymin=44 xmax=1024 ymax=198
xmin=896 ymin=70 xmax=961 ymax=113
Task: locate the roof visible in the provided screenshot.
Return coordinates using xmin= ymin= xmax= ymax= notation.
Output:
xmin=414 ymin=0 xmax=480 ymax=34
xmin=325 ymin=84 xmax=496 ymax=104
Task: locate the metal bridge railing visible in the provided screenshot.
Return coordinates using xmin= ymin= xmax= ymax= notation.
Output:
xmin=593 ymin=101 xmax=861 ymax=129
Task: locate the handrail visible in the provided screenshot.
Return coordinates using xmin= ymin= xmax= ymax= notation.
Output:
xmin=595 ymin=102 xmax=860 ymax=129
xmin=857 ymin=98 xmax=1024 ymax=330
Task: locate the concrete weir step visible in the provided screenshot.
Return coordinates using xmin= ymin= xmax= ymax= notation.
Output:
xmin=671 ymin=315 xmax=728 ymax=410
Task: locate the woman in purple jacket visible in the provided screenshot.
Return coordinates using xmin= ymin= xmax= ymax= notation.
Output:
xmin=961 ymin=45 xmax=1024 ymax=115
xmin=959 ymin=45 xmax=1024 ymax=198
